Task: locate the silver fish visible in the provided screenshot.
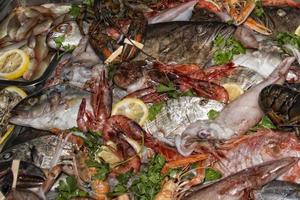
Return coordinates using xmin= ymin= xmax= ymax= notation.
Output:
xmin=143 ymin=96 xmax=224 ymax=146
xmin=0 ymin=132 xmax=73 ymax=169
xmin=254 ymin=181 xmax=300 ymax=200
xmin=233 ymin=50 xmax=298 ymax=81
xmin=9 ymin=84 xmax=92 ymax=131
xmin=47 ymin=21 xmax=83 ymax=51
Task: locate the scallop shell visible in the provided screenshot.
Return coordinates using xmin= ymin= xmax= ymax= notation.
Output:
xmin=220 ymin=66 xmax=264 ymax=91
xmin=143 ymin=96 xmax=224 ymax=146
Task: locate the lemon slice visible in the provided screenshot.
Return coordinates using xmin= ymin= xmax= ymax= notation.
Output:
xmin=0 ymin=125 xmax=15 ymax=145
xmin=295 ymin=25 xmax=300 ymax=36
xmin=112 ymin=98 xmax=149 ymax=125
xmin=0 ymin=86 xmax=27 ymax=145
xmin=222 ymin=83 xmax=244 ymax=102
xmin=0 ymin=49 xmax=30 ymax=80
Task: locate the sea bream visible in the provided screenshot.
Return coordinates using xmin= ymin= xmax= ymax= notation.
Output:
xmin=9 ymin=84 xmax=92 ymax=131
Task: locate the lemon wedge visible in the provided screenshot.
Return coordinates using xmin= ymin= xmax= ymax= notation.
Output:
xmin=0 ymin=86 xmax=27 ymax=145
xmin=4 ymin=86 xmax=27 ymax=98
xmin=112 ymin=98 xmax=149 ymax=125
xmin=0 ymin=49 xmax=30 ymax=80
xmin=0 ymin=125 xmax=15 ymax=145
xmin=222 ymin=83 xmax=244 ymax=102
xmin=295 ymin=25 xmax=300 ymax=36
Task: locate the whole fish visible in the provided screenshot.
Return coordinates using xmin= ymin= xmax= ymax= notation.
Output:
xmin=46 ymin=36 xmax=102 ymax=89
xmin=0 ymin=130 xmax=73 ymax=169
xmin=134 ymin=21 xmax=236 ymax=66
xmin=143 ymin=96 xmax=225 ymax=146
xmin=47 ymin=21 xmax=83 ymax=51
xmin=184 ymin=157 xmax=297 ymax=200
xmin=211 ymin=129 xmax=300 ymax=184
xmin=176 ymin=57 xmax=295 ymax=156
xmin=254 ymin=181 xmax=300 ymax=200
xmin=9 ymin=84 xmax=92 ymax=131
xmin=257 ymin=7 xmax=300 ymax=35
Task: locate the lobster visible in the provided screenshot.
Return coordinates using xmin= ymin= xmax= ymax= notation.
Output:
xmin=259 ymin=84 xmax=300 ymax=137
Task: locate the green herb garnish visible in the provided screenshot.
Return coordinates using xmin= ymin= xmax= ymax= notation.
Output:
xmin=130 ymin=154 xmax=166 ymax=200
xmin=85 ymin=160 xmax=110 ymax=181
xmin=148 ymin=102 xmax=165 ymax=121
xmin=251 ymin=115 xmax=276 ymax=131
xmin=276 ymin=32 xmax=300 ymax=51
xmin=254 ymin=0 xmax=265 ymax=18
xmin=54 ymin=36 xmax=65 ymax=49
xmin=55 ymin=176 xmax=88 ymax=200
xmin=83 ymin=0 xmax=94 ymax=7
xmin=213 ymin=36 xmax=246 ymax=65
xmin=107 ymin=64 xmax=118 ymax=80
xmin=156 ymin=82 xmax=196 ymax=99
xmin=204 ymin=168 xmax=222 ymax=182
xmin=69 ymin=5 xmax=81 ymax=17
xmin=53 ymin=36 xmax=76 ymax=59
xmin=108 ymin=170 xmax=134 ymax=197
xmin=207 ymin=109 xmax=220 ymax=120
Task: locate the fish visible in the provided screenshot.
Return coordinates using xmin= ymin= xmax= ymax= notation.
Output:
xmin=0 ymin=87 xmax=24 ymax=135
xmin=47 ymin=21 xmax=83 ymax=51
xmin=9 ymin=84 xmax=92 ymax=131
xmin=257 ymin=7 xmax=300 ymax=35
xmin=0 ymin=160 xmax=46 ymax=196
xmin=134 ymin=21 xmax=236 ymax=66
xmin=219 ymin=66 xmax=264 ymax=91
xmin=184 ymin=157 xmax=298 ymax=200
xmin=176 ymin=57 xmax=295 ymax=156
xmin=254 ymin=181 xmax=300 ymax=200
xmin=210 ymin=129 xmax=300 ymax=184
xmin=0 ymin=130 xmax=73 ymax=169
xmin=143 ymin=96 xmax=225 ymax=146
xmin=46 ymin=36 xmax=102 ymax=89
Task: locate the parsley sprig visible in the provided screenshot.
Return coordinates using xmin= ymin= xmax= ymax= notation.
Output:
xmin=156 ymin=82 xmax=196 ymax=99
xmin=213 ymin=36 xmax=246 ymax=65
xmin=55 ymin=176 xmax=88 ymax=200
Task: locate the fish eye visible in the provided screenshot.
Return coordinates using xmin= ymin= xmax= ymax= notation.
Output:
xmin=57 ymin=23 xmax=72 ymax=33
xmin=197 ymin=130 xmax=210 ymax=139
xmin=2 ymin=152 xmax=12 ymax=160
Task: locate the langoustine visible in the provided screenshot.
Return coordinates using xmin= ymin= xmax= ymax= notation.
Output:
xmin=176 ymin=57 xmax=295 ymax=156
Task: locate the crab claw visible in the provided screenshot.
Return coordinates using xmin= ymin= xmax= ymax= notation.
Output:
xmin=244 ymin=17 xmax=272 ymax=36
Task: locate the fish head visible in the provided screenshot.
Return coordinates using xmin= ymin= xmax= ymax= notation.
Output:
xmin=0 ymin=160 xmax=46 ymax=195
xmin=47 ymin=21 xmax=82 ymax=51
